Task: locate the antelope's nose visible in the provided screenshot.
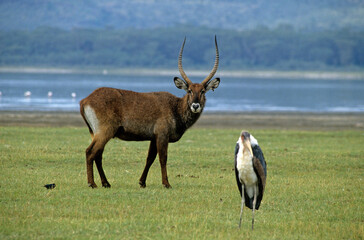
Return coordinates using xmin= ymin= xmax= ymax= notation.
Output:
xmin=192 ymin=103 xmax=200 ymax=110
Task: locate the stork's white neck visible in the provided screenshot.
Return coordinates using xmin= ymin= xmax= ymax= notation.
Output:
xmin=250 ymin=134 xmax=258 ymax=146
xmin=236 ymin=137 xmax=258 ymax=194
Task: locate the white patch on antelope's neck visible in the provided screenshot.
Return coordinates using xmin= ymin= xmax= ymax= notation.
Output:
xmin=84 ymin=105 xmax=99 ymax=134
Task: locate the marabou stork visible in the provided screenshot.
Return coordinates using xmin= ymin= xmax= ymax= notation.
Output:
xmin=234 ymin=131 xmax=267 ymax=230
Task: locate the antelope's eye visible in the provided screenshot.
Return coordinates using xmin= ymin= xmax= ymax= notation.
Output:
xmin=188 ymin=90 xmax=192 ymax=94
xmin=201 ymin=90 xmax=206 ymax=94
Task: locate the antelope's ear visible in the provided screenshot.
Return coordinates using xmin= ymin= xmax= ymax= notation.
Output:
xmin=205 ymin=78 xmax=220 ymax=92
xmin=174 ymin=77 xmax=189 ymax=91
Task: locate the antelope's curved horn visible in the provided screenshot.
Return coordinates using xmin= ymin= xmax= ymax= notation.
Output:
xmin=178 ymin=37 xmax=192 ymax=85
xmin=201 ymin=35 xmax=219 ymax=86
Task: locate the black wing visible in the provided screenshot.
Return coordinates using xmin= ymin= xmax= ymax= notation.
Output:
xmin=252 ymin=144 xmax=267 ymax=176
xmin=234 ymin=142 xmax=242 ymax=196
xmin=252 ymin=144 xmax=267 ymax=210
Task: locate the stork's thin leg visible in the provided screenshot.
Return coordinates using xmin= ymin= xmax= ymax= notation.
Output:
xmin=252 ymin=185 xmax=258 ymax=230
xmin=239 ymin=185 xmax=245 ymax=228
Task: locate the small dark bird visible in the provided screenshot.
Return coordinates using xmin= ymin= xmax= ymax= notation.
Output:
xmin=44 ymin=183 xmax=56 ymax=189
xmin=234 ymin=131 xmax=267 ymax=230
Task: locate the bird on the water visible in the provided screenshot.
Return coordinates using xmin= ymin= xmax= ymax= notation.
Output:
xmin=234 ymin=131 xmax=267 ymax=230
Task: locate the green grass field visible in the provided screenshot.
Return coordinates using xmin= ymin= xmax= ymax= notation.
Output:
xmin=0 ymin=127 xmax=363 ymax=239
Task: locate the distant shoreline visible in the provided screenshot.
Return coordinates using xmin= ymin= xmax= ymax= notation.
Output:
xmin=1 ymin=67 xmax=364 ymax=80
xmin=1 ymin=111 xmax=363 ymax=130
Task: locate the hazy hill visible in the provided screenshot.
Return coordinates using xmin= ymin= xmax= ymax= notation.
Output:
xmin=1 ymin=26 xmax=363 ymax=70
xmin=1 ymin=0 xmax=364 ymax=31
xmin=1 ymin=0 xmax=364 ymax=70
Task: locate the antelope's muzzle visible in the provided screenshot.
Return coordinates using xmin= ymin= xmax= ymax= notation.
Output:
xmin=191 ymin=103 xmax=201 ymax=113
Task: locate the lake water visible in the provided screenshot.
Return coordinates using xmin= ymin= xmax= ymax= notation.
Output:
xmin=0 ymin=72 xmax=364 ymax=112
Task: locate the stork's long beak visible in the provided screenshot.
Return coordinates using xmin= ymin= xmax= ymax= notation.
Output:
xmin=246 ymin=139 xmax=253 ymax=156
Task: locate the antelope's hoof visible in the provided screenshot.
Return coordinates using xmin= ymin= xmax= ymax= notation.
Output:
xmin=102 ymin=182 xmax=111 ymax=188
xmin=163 ymin=183 xmax=172 ymax=189
xmin=139 ymin=181 xmax=146 ymax=188
xmin=88 ymin=183 xmax=98 ymax=188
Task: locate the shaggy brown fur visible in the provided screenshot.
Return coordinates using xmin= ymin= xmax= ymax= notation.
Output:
xmin=79 ymin=37 xmax=220 ymax=188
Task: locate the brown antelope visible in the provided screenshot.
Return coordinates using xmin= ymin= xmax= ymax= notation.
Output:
xmin=80 ymin=37 xmax=220 ymax=188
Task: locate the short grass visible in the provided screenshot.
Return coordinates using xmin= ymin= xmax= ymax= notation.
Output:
xmin=0 ymin=127 xmax=363 ymax=239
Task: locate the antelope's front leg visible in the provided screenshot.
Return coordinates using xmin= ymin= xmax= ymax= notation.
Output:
xmin=139 ymin=139 xmax=157 ymax=188
xmin=156 ymin=137 xmax=171 ymax=188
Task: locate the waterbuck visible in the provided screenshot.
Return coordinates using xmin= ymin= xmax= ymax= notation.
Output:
xmin=80 ymin=37 xmax=220 ymax=188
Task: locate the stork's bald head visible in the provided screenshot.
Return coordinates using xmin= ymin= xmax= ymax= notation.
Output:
xmin=241 ymin=131 xmax=250 ymax=140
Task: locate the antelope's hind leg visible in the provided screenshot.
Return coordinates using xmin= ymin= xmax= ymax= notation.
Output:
xmin=86 ymin=140 xmax=97 ymax=188
xmin=85 ymin=131 xmax=114 ymax=188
